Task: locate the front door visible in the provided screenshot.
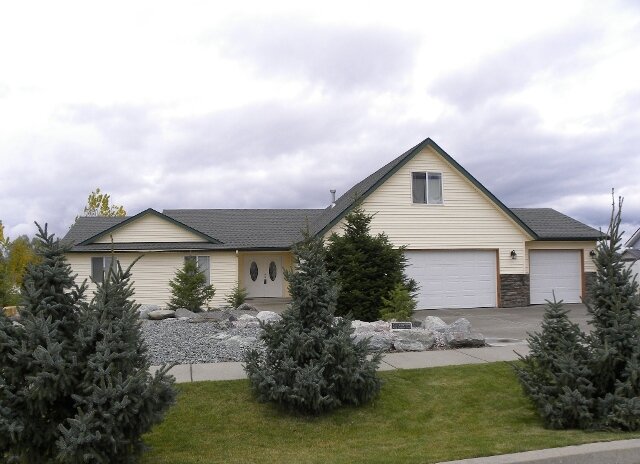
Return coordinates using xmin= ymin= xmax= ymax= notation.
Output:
xmin=244 ymin=256 xmax=283 ymax=298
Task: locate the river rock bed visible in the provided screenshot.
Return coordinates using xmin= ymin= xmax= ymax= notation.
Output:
xmin=141 ymin=308 xmax=486 ymax=365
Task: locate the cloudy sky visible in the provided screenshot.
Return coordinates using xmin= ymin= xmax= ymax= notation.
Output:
xmin=1 ymin=0 xmax=639 ymax=240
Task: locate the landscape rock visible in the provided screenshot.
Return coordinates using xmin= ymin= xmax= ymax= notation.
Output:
xmin=148 ymin=309 xmax=176 ymax=320
xmin=447 ymin=318 xmax=472 ymax=335
xmin=138 ymin=304 xmax=160 ymax=320
xmin=351 ymin=320 xmax=390 ymax=333
xmin=352 ymin=331 xmax=394 ymax=351
xmin=235 ymin=303 xmax=259 ymax=312
xmin=393 ymin=329 xmax=436 ymax=350
xmin=256 ymin=311 xmax=282 ymax=325
xmin=392 ymin=339 xmax=425 ymax=352
xmin=175 ymin=308 xmax=197 ymax=319
xmin=233 ymin=314 xmax=260 ymax=328
xmin=189 ymin=311 xmax=232 ymax=324
xmin=422 ymin=316 xmax=448 ymax=333
xmin=446 ymin=331 xmax=486 ymax=348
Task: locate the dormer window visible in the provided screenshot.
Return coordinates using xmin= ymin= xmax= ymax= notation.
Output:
xmin=412 ymin=172 xmax=443 ymax=204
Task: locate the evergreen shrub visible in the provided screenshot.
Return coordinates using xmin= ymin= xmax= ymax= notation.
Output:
xmin=167 ymin=258 xmax=215 ymax=312
xmin=516 ymin=196 xmax=640 ymax=430
xmin=326 ymin=205 xmax=417 ymax=321
xmin=0 ymin=225 xmax=175 ymax=463
xmin=244 ymin=230 xmax=381 ymax=415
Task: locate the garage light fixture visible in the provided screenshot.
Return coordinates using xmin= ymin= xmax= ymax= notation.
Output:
xmin=590 ymin=250 xmax=596 ymax=257
xmin=510 ymin=250 xmax=517 ymax=259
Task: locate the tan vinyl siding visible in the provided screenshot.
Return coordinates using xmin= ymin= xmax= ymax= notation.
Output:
xmin=95 ymin=214 xmax=204 ymax=243
xmin=526 ymin=241 xmax=597 ymax=273
xmin=66 ymin=251 xmax=237 ymax=308
xmin=211 ymin=252 xmax=239 ymax=307
xmin=325 ymin=146 xmax=532 ymax=274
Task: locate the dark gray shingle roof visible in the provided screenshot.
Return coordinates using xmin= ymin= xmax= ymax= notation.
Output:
xmin=163 ymin=209 xmax=323 ymax=249
xmin=511 ymin=208 xmax=602 ymax=240
xmin=63 ymin=216 xmax=128 ymax=246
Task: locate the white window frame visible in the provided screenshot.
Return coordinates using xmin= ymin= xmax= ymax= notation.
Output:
xmin=185 ymin=255 xmax=211 ymax=285
xmin=91 ymin=256 xmax=119 ymax=283
xmin=411 ymin=171 xmax=444 ymax=205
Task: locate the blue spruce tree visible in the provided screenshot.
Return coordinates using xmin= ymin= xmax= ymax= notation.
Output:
xmin=244 ymin=230 xmax=381 ymax=414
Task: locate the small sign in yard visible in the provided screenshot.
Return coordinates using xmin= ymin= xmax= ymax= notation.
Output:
xmin=391 ymin=322 xmax=413 ymax=330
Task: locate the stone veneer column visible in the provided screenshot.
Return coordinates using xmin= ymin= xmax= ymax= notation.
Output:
xmin=499 ymin=274 xmax=530 ymax=307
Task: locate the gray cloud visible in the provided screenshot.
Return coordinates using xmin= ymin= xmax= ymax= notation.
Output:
xmin=430 ymin=26 xmax=602 ymax=109
xmin=214 ymin=19 xmax=419 ymax=92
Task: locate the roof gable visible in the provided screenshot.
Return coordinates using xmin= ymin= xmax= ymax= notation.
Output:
xmin=312 ymin=138 xmax=537 ymax=238
xmin=626 ymin=227 xmax=640 ymax=248
xmin=79 ymin=209 xmax=221 ymax=245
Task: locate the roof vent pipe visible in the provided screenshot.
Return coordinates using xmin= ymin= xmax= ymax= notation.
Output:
xmin=330 ymin=189 xmax=336 ymax=208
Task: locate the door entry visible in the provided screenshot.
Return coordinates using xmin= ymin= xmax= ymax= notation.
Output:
xmin=244 ymin=256 xmax=283 ymax=297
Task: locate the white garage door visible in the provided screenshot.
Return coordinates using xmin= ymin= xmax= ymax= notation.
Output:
xmin=405 ymin=250 xmax=497 ymax=310
xmin=530 ymin=250 xmax=581 ymax=304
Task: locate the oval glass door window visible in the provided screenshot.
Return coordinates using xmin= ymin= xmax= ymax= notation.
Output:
xmin=269 ymin=261 xmax=277 ymax=281
xmin=250 ymin=261 xmax=259 ymax=281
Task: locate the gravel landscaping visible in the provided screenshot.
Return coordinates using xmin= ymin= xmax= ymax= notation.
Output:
xmin=141 ymin=306 xmax=486 ymax=365
xmin=142 ymin=319 xmax=263 ymax=364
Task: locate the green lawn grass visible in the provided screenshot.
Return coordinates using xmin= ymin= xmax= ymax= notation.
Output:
xmin=142 ymin=362 xmax=640 ymax=463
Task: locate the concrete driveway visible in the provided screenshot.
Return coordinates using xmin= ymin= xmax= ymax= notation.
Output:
xmin=414 ymin=303 xmax=591 ymax=342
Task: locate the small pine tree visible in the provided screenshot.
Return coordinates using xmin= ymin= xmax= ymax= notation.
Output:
xmin=56 ymin=260 xmax=176 ymax=462
xmin=167 ymin=259 xmax=216 ymax=312
xmin=514 ymin=296 xmax=595 ymax=429
xmin=586 ymin=195 xmax=640 ymax=430
xmin=224 ymin=281 xmax=248 ymax=308
xmin=244 ymin=230 xmax=381 ymax=415
xmin=380 ymin=283 xmax=416 ymax=321
xmin=326 ymin=205 xmax=417 ymax=321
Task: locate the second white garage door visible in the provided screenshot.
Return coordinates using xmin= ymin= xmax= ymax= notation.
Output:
xmin=405 ymin=250 xmax=497 ymax=310
xmin=530 ymin=250 xmax=582 ymax=304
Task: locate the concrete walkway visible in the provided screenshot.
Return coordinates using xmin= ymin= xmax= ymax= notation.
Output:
xmin=437 ymin=439 xmax=640 ymax=464
xmin=150 ymin=343 xmax=531 ymax=383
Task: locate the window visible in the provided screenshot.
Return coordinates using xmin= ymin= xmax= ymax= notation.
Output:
xmin=91 ymin=256 xmax=119 ymax=283
xmin=185 ymin=255 xmax=211 ymax=285
xmin=412 ymin=172 xmax=443 ymax=204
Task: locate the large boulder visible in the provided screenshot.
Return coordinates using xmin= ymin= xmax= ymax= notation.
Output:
xmin=392 ymin=339 xmax=425 ymax=352
xmin=446 ymin=331 xmax=485 ymax=348
xmin=447 ymin=317 xmax=472 ymax=334
xmin=422 ymin=316 xmax=448 ymax=333
xmin=256 ymin=311 xmax=282 ymax=325
xmin=443 ymin=317 xmax=485 ymax=348
xmin=148 ymin=309 xmax=176 ymax=320
xmin=393 ymin=329 xmax=436 ymax=350
xmin=352 ymin=331 xmax=394 ymax=351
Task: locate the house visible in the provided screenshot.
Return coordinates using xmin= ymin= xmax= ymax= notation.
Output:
xmin=63 ymin=138 xmax=602 ymax=310
xmin=622 ymin=227 xmax=640 ymax=279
